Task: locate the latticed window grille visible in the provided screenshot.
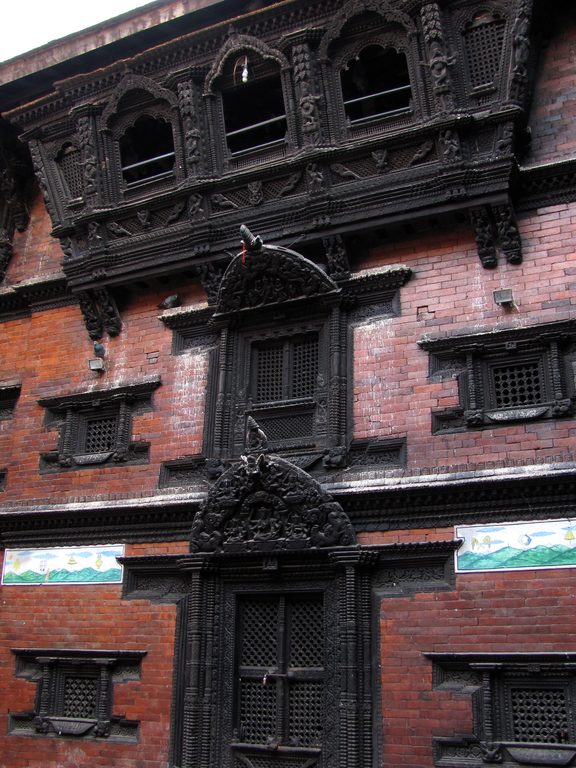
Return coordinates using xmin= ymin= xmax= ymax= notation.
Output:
xmin=254 ymin=334 xmax=318 ymax=403
xmin=490 ymin=360 xmax=544 ymax=409
xmin=235 ymin=594 xmax=324 ymax=749
xmin=57 ymin=145 xmax=84 ymax=198
xmin=508 ymin=687 xmax=571 ymax=744
xmin=63 ymin=676 xmax=98 ymax=719
xmin=464 ymin=13 xmax=506 ymax=90
xmin=84 ymin=415 xmax=119 ymax=454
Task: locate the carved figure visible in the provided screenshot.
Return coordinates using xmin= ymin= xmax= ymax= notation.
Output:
xmin=469 ymin=208 xmax=497 ymax=269
xmin=494 ymin=205 xmax=522 ymax=265
xmin=306 ymin=163 xmax=324 ymax=194
xmin=323 ymin=235 xmax=350 ymax=281
xmin=410 ymin=140 xmax=435 ymax=166
xmin=246 ymin=416 xmax=268 ymax=452
xmin=441 ymin=130 xmax=461 ymax=163
xmin=372 ymin=149 xmax=389 ymax=173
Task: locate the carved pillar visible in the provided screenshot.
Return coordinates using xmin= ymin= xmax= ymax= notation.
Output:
xmin=177 ymin=77 xmax=203 ymax=179
xmin=213 ymin=327 xmax=231 ymax=458
xmin=508 ymin=0 xmax=533 ymax=104
xmin=329 ymin=304 xmax=347 ymax=451
xmin=330 ymin=551 xmax=367 ymax=768
xmin=420 ymin=3 xmax=455 ymax=113
xmin=291 ymin=36 xmax=323 ymax=148
xmin=179 ymin=556 xmax=210 ymax=768
xmin=72 ymin=104 xmax=104 ymax=208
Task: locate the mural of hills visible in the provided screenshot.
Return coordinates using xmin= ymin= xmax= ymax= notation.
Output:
xmin=3 ymin=567 xmax=122 ymax=584
xmin=458 ymin=544 xmax=576 ymax=571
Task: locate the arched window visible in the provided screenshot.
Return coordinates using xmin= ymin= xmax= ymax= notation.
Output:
xmin=119 ymin=115 xmax=175 ymax=185
xmin=340 ymin=44 xmax=412 ymax=124
xmin=219 ymin=55 xmax=287 ymax=156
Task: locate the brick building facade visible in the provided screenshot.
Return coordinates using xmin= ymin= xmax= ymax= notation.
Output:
xmin=0 ymin=1 xmax=576 ymax=766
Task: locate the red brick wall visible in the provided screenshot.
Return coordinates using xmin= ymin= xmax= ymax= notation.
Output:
xmin=353 ymin=202 xmax=576 ymax=473
xmin=377 ymin=565 xmax=576 ymax=767
xmin=0 ymin=541 xmax=187 ymax=768
xmin=1 ymin=199 xmax=576 ymax=506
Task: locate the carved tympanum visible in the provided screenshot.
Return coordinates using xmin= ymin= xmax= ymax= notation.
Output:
xmin=190 ymin=453 xmax=356 ymax=553
xmin=215 ymin=225 xmax=338 ymax=314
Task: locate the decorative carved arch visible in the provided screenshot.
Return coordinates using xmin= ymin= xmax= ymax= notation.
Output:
xmin=215 ymin=238 xmax=339 ymax=315
xmin=204 ymin=33 xmax=289 ymax=94
xmin=334 ymin=31 xmax=410 ymax=70
xmin=190 ymin=453 xmax=356 ymax=553
xmin=102 ymin=74 xmax=178 ymax=127
xmin=319 ymin=0 xmax=415 ymax=59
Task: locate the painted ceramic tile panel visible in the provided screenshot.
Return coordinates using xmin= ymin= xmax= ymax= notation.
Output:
xmin=455 ymin=519 xmax=576 ymax=572
xmin=1 ymin=545 xmax=124 ymax=585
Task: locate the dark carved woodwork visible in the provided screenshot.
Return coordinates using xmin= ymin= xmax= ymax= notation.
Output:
xmin=469 ymin=206 xmax=497 ymax=269
xmin=428 ymin=653 xmax=576 ymax=768
xmin=0 ymin=0 xmax=543 ymax=292
xmin=322 ymin=235 xmax=351 ymax=282
xmin=10 ymin=649 xmax=145 ymax=741
xmin=421 ymin=319 xmax=576 ymax=432
xmin=190 ymin=453 xmax=356 ymax=553
xmin=5 ymin=470 xmax=576 ymax=548
xmin=494 ymin=202 xmax=522 ymax=264
xmin=38 ymin=377 xmax=160 ymax=472
xmin=121 ymin=523 xmax=457 ymax=768
xmin=77 ymin=287 xmax=122 ymax=339
xmin=216 ymin=231 xmax=338 ymax=316
xmin=421 ymin=3 xmax=455 ymax=113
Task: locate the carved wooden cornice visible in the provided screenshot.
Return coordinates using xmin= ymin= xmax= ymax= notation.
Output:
xmin=2 ymin=468 xmax=576 ymax=547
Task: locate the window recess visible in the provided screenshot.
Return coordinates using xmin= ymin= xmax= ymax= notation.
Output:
xmin=341 ymin=45 xmax=412 ymax=125
xmin=10 ymin=649 xmax=145 ymax=741
xmin=222 ymin=71 xmax=287 ymax=156
xmin=428 ymin=653 xmax=576 ymax=768
xmin=119 ymin=115 xmax=175 ymax=186
xmin=38 ymin=377 xmax=160 ymax=471
xmin=419 ymin=321 xmax=576 ymax=433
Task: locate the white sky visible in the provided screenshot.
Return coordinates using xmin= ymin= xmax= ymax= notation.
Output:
xmin=1 ymin=0 xmax=150 ymax=63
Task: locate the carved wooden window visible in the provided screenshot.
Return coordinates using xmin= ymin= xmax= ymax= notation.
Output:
xmin=56 ymin=143 xmax=84 ymax=198
xmin=10 ymin=649 xmax=145 ymax=740
xmin=244 ymin=326 xmax=325 ymax=452
xmin=233 ymin=594 xmax=324 ymax=756
xmin=341 ymin=44 xmax=412 ymax=125
xmin=253 ymin=334 xmax=318 ymax=403
xmin=463 ymin=11 xmax=506 ymax=93
xmin=119 ymin=114 xmax=175 ymax=185
xmin=429 ymin=653 xmax=576 ymax=767
xmin=220 ymin=60 xmax=287 ymax=156
xmin=419 ymin=322 xmax=576 ymax=433
xmin=38 ymin=378 xmax=160 ymax=471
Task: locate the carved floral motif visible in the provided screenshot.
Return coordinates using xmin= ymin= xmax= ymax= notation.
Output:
xmin=216 ymin=228 xmax=338 ymax=314
xmin=190 ymin=453 xmax=356 ymax=553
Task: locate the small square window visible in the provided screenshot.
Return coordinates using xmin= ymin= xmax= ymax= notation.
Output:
xmin=420 ymin=322 xmax=576 ymax=433
xmin=10 ymin=649 xmax=146 ymax=740
xmin=429 ymin=653 xmax=576 ymax=767
xmin=38 ymin=378 xmax=160 ymax=471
